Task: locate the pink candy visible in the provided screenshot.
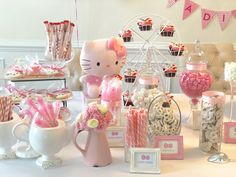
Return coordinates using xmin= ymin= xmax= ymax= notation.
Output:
xmin=179 ymin=71 xmax=213 ymax=99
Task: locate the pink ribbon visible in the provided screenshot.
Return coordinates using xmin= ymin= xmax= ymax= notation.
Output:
xmin=202 ymin=91 xmax=225 ymax=104
xmin=186 ymin=63 xmax=207 ymax=71
xmin=107 ymin=37 xmax=127 ymax=58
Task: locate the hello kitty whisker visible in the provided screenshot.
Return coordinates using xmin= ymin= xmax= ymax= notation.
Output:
xmin=83 ymin=68 xmax=91 ymax=70
xmin=82 ymin=59 xmax=91 ymax=62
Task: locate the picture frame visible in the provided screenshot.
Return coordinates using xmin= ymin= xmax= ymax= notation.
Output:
xmin=130 ymin=148 xmax=160 ymax=174
xmin=224 ymin=122 xmax=236 ymax=143
xmin=153 ymin=135 xmax=184 ymax=160
xmin=106 ymin=126 xmax=125 ymax=147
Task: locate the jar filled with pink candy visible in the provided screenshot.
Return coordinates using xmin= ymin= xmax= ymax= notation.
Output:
xmin=179 ymin=41 xmax=213 ymax=108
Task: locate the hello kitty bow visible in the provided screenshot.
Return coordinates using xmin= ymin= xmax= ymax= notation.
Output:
xmin=107 ymin=37 xmax=127 ymax=58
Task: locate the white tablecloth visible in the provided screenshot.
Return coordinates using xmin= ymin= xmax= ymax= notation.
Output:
xmin=1 ymin=92 xmax=236 ymax=177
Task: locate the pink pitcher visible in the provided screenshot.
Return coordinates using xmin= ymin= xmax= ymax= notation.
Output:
xmin=73 ymin=128 xmax=112 ymax=167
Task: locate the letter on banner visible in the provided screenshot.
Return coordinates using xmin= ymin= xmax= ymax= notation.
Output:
xmin=232 ymin=10 xmax=236 ymax=19
xmin=182 ymin=0 xmax=199 ymax=20
xmin=201 ymin=9 xmax=215 ymax=29
xmin=217 ymin=11 xmax=232 ymax=30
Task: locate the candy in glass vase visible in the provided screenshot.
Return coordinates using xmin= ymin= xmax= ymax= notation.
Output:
xmin=179 ymin=41 xmax=213 ymax=129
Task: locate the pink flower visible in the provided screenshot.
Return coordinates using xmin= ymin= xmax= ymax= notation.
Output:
xmin=76 ymin=103 xmax=112 ymax=131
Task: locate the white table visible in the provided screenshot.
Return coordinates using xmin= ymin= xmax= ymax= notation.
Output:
xmin=1 ymin=92 xmax=236 ymax=177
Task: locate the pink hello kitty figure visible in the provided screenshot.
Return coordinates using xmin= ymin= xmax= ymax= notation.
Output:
xmin=80 ymin=37 xmax=126 ymax=99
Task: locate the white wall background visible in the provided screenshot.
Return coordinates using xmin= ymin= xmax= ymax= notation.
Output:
xmin=0 ymin=0 xmax=236 ymax=46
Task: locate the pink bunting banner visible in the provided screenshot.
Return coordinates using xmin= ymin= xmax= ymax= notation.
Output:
xmin=232 ymin=10 xmax=236 ymax=19
xmin=182 ymin=0 xmax=199 ymax=20
xmin=217 ymin=11 xmax=232 ymax=30
xmin=201 ymin=9 xmax=215 ymax=29
xmin=167 ymin=0 xmax=179 ymax=8
xmin=167 ymin=0 xmax=236 ymax=30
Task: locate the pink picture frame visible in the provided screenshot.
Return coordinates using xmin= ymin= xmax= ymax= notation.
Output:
xmin=153 ymin=135 xmax=184 ymax=160
xmin=224 ymin=122 xmax=236 ymax=143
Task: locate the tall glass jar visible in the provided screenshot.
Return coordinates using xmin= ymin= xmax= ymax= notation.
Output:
xmin=199 ymin=91 xmax=225 ymax=154
xmin=179 ymin=41 xmax=213 ymax=129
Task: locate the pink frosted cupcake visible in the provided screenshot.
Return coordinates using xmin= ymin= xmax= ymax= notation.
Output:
xmin=137 ymin=18 xmax=153 ymax=31
xmin=163 ymin=64 xmax=177 ymax=77
xmin=119 ymin=29 xmax=132 ymax=42
xmin=160 ymin=25 xmax=175 ymax=37
xmin=124 ymin=68 xmax=137 ymax=83
xmin=169 ymin=42 xmax=184 ymax=56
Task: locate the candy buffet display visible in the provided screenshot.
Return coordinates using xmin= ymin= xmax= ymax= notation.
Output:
xmin=74 ymin=103 xmax=112 ymax=167
xmin=80 ymin=37 xmax=126 ymax=100
xmin=44 ymin=20 xmax=74 ymax=62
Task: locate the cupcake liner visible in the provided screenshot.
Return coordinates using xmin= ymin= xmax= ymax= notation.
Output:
xmin=138 ymin=25 xmax=152 ymax=31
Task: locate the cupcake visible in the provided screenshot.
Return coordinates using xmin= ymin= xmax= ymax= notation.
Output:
xmin=119 ymin=29 xmax=132 ymax=42
xmin=169 ymin=42 xmax=184 ymax=56
xmin=163 ymin=64 xmax=177 ymax=77
xmin=123 ymin=91 xmax=134 ymax=107
xmin=160 ymin=25 xmax=175 ymax=37
xmin=137 ymin=18 xmax=153 ymax=31
xmin=124 ymin=68 xmax=137 ymax=83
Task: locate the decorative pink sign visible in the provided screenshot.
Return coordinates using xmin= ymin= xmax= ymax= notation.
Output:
xmin=106 ymin=126 xmax=124 ymax=147
xmin=201 ymin=9 xmax=216 ymax=29
xmin=224 ymin=122 xmax=236 ymax=143
xmin=182 ymin=0 xmax=199 ymax=20
xmin=153 ymin=135 xmax=184 ymax=160
xmin=217 ymin=11 xmax=232 ymax=30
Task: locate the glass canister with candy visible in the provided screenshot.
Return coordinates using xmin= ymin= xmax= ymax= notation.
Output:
xmin=199 ymin=91 xmax=229 ymax=163
xmin=147 ymin=94 xmax=181 ymax=143
xmin=124 ymin=65 xmax=164 ymax=162
xmin=179 ymin=40 xmax=213 ymax=129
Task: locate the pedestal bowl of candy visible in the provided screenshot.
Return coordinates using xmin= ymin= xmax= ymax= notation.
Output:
xmin=179 ymin=41 xmax=213 ymax=129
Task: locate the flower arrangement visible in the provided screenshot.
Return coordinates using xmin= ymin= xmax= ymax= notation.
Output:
xmin=76 ymin=103 xmax=112 ymax=130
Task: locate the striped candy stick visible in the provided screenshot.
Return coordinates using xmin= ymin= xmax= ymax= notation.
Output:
xmin=0 ymin=97 xmax=3 ymax=122
xmin=7 ymin=97 xmax=13 ymax=121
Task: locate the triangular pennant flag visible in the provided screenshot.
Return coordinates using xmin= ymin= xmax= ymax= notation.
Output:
xmin=217 ymin=11 xmax=232 ymax=30
xmin=201 ymin=9 xmax=215 ymax=29
xmin=182 ymin=0 xmax=199 ymax=20
xmin=167 ymin=0 xmax=179 ymax=8
xmin=232 ymin=9 xmax=236 ymax=18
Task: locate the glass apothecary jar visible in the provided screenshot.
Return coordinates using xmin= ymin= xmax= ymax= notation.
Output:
xmin=147 ymin=94 xmax=182 ymax=144
xmin=199 ymin=91 xmax=225 ymax=154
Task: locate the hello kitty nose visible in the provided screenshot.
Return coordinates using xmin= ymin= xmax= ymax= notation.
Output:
xmin=106 ymin=64 xmax=110 ymax=68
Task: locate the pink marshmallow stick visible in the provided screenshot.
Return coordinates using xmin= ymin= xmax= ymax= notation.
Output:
xmin=47 ymin=102 xmax=58 ymax=127
xmin=35 ymin=117 xmax=51 ymax=128
xmin=37 ymin=97 xmax=54 ymax=126
xmin=26 ymin=98 xmax=50 ymax=123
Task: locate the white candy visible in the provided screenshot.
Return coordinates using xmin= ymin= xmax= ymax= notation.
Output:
xmin=224 ymin=62 xmax=236 ymax=82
